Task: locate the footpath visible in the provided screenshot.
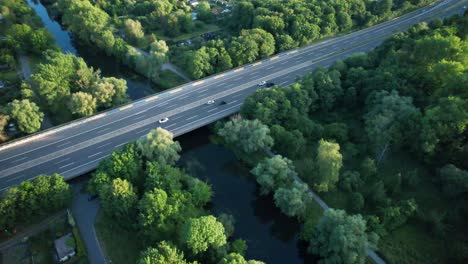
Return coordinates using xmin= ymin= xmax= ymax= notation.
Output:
xmin=263 ymin=148 xmax=386 ymax=264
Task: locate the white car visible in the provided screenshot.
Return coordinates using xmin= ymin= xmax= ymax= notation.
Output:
xmin=158 ymin=118 xmax=169 ymax=124
xmin=207 ymin=100 xmax=215 ymax=105
xmin=257 ymin=81 xmax=267 ymax=86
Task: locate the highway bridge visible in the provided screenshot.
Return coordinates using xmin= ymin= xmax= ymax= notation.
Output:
xmin=0 ymin=0 xmax=465 ymax=191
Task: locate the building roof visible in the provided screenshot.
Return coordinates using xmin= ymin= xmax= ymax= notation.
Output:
xmin=54 ymin=233 xmax=75 ymax=260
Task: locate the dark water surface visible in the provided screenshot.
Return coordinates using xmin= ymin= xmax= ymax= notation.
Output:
xmin=177 ymin=128 xmax=315 ymax=264
xmin=28 ymin=0 xmax=314 ymax=261
xmin=27 ymin=0 xmax=157 ymax=100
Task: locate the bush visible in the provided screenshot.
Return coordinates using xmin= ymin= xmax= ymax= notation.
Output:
xmin=72 ymin=227 xmax=88 ymax=257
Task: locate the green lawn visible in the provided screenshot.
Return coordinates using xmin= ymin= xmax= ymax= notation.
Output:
xmin=155 ymin=23 xmax=221 ymax=42
xmin=95 ymin=212 xmax=142 ymax=264
xmin=156 ymin=70 xmax=187 ymax=90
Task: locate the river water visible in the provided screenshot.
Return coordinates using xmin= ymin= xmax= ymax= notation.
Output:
xmin=26 ymin=0 xmax=157 ymax=100
xmin=27 ymin=1 xmax=313 ymax=263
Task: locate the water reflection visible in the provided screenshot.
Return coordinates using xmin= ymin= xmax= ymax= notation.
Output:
xmin=27 ymin=0 xmax=156 ymax=100
xmin=178 ymin=128 xmax=316 ymax=264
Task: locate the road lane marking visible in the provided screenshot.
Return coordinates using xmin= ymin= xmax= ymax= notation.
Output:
xmin=88 ymin=152 xmax=103 ymax=158
xmin=144 ymin=96 xmax=158 ymax=102
xmin=171 ymin=116 xmax=184 ymax=121
xmin=253 ymin=62 xmax=262 ymax=66
xmin=115 ymin=142 xmax=127 ymax=149
xmin=55 ymin=158 xmax=71 ymax=165
xmin=178 ymin=95 xmax=190 ymax=100
xmin=270 ymin=56 xmax=279 ymax=60
xmin=97 ymin=142 xmax=112 ymax=149
xmin=136 ymin=128 xmax=148 ymax=134
xmin=166 ymin=123 xmax=178 ymax=129
xmin=198 ymin=88 xmax=209 ymax=93
xmin=232 ymin=93 xmax=244 ymax=99
xmin=56 ymin=141 xmax=73 ymax=148
xmin=169 ymin=88 xmax=183 ymax=94
xmin=289 ymin=50 xmax=298 ymax=54
xmin=192 ymin=81 xmax=204 ymax=86
xmin=59 ymin=156 xmax=107 ymax=176
xmin=213 ymin=74 xmax=225 ymax=79
xmin=12 ymin=156 xmax=28 ymax=163
xmin=0 ymin=1 xmax=436 ymax=158
xmin=233 ymin=68 xmax=244 ymax=72
xmin=185 ymin=115 xmax=199 ymax=121
xmin=158 ymin=102 xmax=169 ymax=107
xmin=233 ymin=76 xmax=243 ymax=81
xmin=119 ymin=104 xmax=133 ymax=111
xmin=228 ymin=100 xmax=238 ymax=104
xmin=133 ymin=115 xmax=147 ymax=121
xmin=59 ymin=162 xmax=75 ymax=169
xmin=280 ymin=60 xmax=289 ymax=65
xmin=265 ymin=65 xmax=275 ymax=70
xmin=98 ymin=127 xmax=112 ymax=133
xmin=214 ymin=82 xmax=225 ymax=87
xmin=1 ymin=1 xmax=456 ymax=177
xmin=207 ymin=107 xmax=219 ymax=113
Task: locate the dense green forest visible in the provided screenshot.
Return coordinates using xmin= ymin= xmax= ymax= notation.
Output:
xmin=215 ymin=13 xmax=467 ymax=264
xmin=42 ymin=0 xmax=438 ymax=80
xmin=0 ymin=0 xmax=131 ymax=139
xmin=88 ymin=128 xmax=264 ymax=263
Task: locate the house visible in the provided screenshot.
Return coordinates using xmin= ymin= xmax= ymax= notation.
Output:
xmin=54 ymin=233 xmax=76 ymax=263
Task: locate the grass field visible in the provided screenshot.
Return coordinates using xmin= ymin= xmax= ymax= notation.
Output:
xmin=156 ymin=70 xmax=187 ymax=90
xmin=95 ymin=212 xmax=142 ymax=264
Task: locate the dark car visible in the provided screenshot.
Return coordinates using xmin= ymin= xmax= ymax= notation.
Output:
xmin=219 ymin=101 xmax=227 ymax=105
xmin=265 ymin=82 xmax=275 ymax=88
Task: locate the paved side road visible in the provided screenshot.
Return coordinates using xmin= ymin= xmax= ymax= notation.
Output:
xmin=71 ymin=182 xmax=107 ymax=264
xmin=263 ymin=149 xmax=385 ymax=264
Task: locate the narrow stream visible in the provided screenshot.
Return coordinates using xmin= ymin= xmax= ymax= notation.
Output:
xmin=27 ymin=0 xmax=158 ymax=100
xmin=27 ymin=0 xmax=315 ymax=262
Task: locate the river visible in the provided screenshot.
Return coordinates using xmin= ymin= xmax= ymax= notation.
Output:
xmin=26 ymin=0 xmax=157 ymax=100
xmin=27 ymin=1 xmax=314 ymax=263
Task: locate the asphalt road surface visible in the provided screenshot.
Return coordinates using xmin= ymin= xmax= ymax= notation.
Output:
xmin=0 ymin=0 xmax=465 ymax=191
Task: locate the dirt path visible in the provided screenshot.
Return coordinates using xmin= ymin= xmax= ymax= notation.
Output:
xmin=135 ymin=47 xmax=192 ymax=82
xmin=263 ymin=148 xmax=386 ymax=264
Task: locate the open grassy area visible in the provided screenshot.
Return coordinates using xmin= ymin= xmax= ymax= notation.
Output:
xmin=156 ymin=70 xmax=187 ymax=90
xmin=155 ymin=23 xmax=221 ymax=42
xmin=95 ymin=211 xmax=142 ymax=264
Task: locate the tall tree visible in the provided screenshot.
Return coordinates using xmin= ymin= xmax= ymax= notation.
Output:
xmin=138 ymin=241 xmax=189 ymax=264
xmin=180 ymin=215 xmax=227 ymax=254
xmin=251 ymin=155 xmax=295 ymax=195
xmin=137 ymin=128 xmax=182 ymax=165
xmin=7 ymin=99 xmax=44 ymax=133
xmin=100 ymin=178 xmax=138 ymax=225
xmin=217 ymin=117 xmax=273 ymax=157
xmin=309 ymin=209 xmax=377 ymax=264
xmin=68 ymin=92 xmax=97 ymax=117
xmin=314 ymin=139 xmax=343 ymax=192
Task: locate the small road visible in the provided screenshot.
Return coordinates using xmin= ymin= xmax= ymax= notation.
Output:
xmin=17 ymin=55 xmax=32 ymax=81
xmin=0 ymin=0 xmax=465 ymax=191
xmin=135 ymin=47 xmax=192 ymax=82
xmin=161 ymin=62 xmax=192 ymax=82
xmin=71 ymin=181 xmax=107 ymax=264
xmin=263 ymin=149 xmax=385 ymax=264
xmin=0 ymin=211 xmax=67 ymax=251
